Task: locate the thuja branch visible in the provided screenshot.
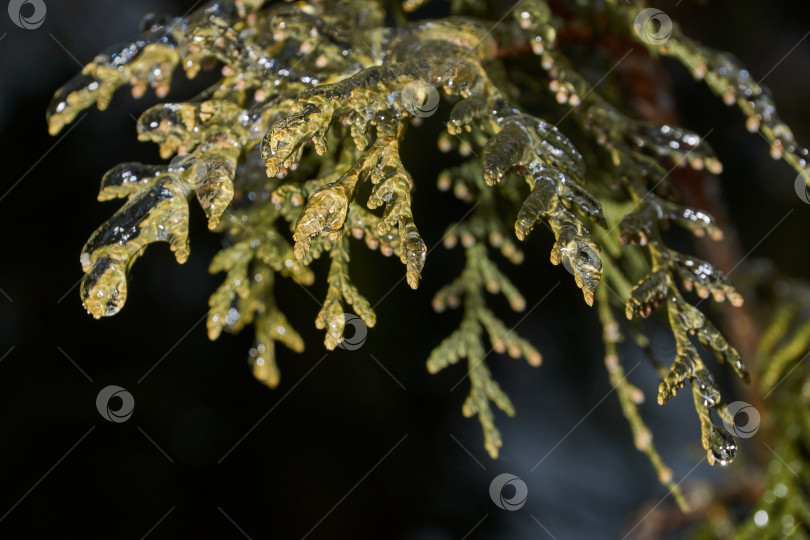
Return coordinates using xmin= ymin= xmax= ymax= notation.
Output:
xmin=48 ymin=0 xmax=807 ymax=514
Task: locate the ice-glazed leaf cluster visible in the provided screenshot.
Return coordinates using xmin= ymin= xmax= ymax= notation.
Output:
xmin=49 ymin=0 xmax=808 ymax=508
xmin=683 ymin=263 xmax=810 ymax=539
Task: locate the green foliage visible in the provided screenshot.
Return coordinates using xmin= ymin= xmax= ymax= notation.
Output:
xmin=688 ymin=266 xmax=810 ymax=539
xmin=48 ymin=0 xmax=808 ymax=520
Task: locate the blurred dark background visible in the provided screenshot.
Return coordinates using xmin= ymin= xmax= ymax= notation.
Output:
xmin=0 ymin=1 xmax=807 ymax=538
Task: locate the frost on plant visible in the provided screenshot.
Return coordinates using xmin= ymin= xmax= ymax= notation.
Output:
xmin=49 ymin=0 xmax=809 ymax=513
